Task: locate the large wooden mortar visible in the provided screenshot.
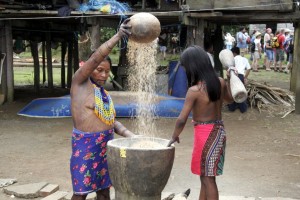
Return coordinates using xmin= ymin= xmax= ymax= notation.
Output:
xmin=107 ymin=136 xmax=175 ymax=200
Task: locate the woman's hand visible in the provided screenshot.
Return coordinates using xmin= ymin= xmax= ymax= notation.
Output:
xmin=167 ymin=136 xmax=180 ymax=147
xmin=117 ymin=18 xmax=131 ymax=39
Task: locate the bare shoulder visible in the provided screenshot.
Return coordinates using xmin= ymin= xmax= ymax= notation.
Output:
xmin=188 ymin=85 xmax=200 ymax=92
xmin=218 ymin=77 xmax=225 ymax=85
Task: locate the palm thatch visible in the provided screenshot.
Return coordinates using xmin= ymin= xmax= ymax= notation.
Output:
xmin=246 ymin=80 xmax=295 ymax=118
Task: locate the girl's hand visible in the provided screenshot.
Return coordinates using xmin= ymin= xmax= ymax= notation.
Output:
xmin=167 ymin=136 xmax=180 ymax=147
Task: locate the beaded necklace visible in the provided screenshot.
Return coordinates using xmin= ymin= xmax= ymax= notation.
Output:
xmin=90 ymin=78 xmax=115 ymax=125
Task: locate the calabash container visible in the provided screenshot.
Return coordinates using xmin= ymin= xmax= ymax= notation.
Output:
xmin=128 ymin=12 xmax=161 ymax=43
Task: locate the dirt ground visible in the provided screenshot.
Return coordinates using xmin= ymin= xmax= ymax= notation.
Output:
xmin=0 ymin=85 xmax=300 ymax=200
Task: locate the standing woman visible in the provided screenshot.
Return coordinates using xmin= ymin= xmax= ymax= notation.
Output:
xmin=251 ymin=32 xmax=262 ymax=72
xmin=168 ymin=46 xmax=233 ymax=200
xmin=70 ymin=19 xmax=135 ymax=200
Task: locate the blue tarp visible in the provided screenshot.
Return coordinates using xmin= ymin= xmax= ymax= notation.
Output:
xmin=18 ymin=94 xmax=188 ymax=118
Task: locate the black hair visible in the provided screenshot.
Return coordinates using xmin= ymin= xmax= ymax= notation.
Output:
xmin=89 ymin=51 xmax=112 ymax=67
xmin=180 ymin=45 xmax=221 ymax=102
xmin=231 ymin=46 xmax=240 ymax=55
xmin=204 ymin=40 xmax=213 ymax=52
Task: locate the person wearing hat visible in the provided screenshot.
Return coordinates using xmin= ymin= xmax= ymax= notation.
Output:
xmin=251 ymin=31 xmax=262 ymax=72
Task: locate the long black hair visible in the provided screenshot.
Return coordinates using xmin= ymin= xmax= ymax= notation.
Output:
xmin=180 ymin=45 xmax=221 ymax=102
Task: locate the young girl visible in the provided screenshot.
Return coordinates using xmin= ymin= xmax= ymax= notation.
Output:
xmin=168 ymin=45 xmax=233 ymax=200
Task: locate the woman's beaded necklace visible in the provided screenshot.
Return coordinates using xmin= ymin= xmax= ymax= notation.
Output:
xmin=90 ymin=78 xmax=115 ymax=125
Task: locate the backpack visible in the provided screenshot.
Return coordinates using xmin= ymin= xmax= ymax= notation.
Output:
xmin=271 ymin=37 xmax=280 ymax=48
xmin=287 ymin=43 xmax=294 ymax=54
xmin=250 ymin=42 xmax=255 ymax=53
xmin=246 ymin=37 xmax=251 ymax=44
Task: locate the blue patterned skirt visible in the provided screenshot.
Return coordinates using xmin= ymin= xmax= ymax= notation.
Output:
xmin=70 ymin=128 xmax=114 ymax=195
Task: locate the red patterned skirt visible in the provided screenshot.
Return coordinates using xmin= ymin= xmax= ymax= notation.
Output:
xmin=191 ymin=120 xmax=226 ymax=176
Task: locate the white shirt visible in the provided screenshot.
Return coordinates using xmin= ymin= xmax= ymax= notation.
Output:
xmin=264 ymin=33 xmax=270 ymax=46
xmin=254 ymin=38 xmax=261 ymax=51
xmin=234 ymin=55 xmax=251 ymax=75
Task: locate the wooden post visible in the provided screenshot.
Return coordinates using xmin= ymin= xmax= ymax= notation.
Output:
xmin=0 ymin=21 xmax=7 ymax=104
xmin=67 ymin=36 xmax=74 ymax=88
xmin=89 ymin=23 xmax=100 ymax=52
xmin=46 ymin=32 xmax=54 ymax=90
xmin=293 ymin=23 xmax=300 ymax=114
xmin=195 ymin=19 xmax=205 ymax=48
xmin=5 ymin=20 xmax=14 ymax=102
xmin=117 ymin=36 xmax=128 ymax=89
xmin=42 ymin=41 xmax=46 ymax=85
xmin=30 ymin=41 xmax=40 ymax=93
xmin=290 ymin=22 xmax=298 ymax=92
xmin=73 ymin=35 xmax=79 ymax=73
xmin=213 ymin=24 xmax=224 ymax=78
xmin=61 ymin=41 xmax=67 ymax=88
xmin=142 ymin=0 xmax=146 ymax=9
xmin=186 ymin=19 xmax=205 ymax=47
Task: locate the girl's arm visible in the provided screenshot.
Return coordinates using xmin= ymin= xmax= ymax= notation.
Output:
xmin=221 ymin=76 xmax=234 ymax=104
xmin=168 ymin=89 xmax=195 ymax=146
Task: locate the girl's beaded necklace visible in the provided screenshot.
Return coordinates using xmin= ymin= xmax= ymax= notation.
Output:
xmin=90 ymin=78 xmax=115 ymax=125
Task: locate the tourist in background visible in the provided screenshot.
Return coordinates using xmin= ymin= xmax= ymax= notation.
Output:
xmin=244 ymin=32 xmax=250 ymax=54
xmin=265 ymin=33 xmax=274 ymax=71
xmin=171 ymin=33 xmax=179 ymax=55
xmin=224 ymin=32 xmax=235 ymax=50
xmin=284 ymin=28 xmax=291 ymax=63
xmin=249 ymin=30 xmax=257 ymax=61
xmin=283 ymin=35 xmax=293 ymax=74
xmin=263 ymin=28 xmax=272 ymax=69
xmin=251 ymin=32 xmax=262 ymax=72
xmin=167 ymin=45 xmax=233 ymax=200
xmin=236 ymin=27 xmax=248 ymax=56
xmin=158 ymin=31 xmax=168 ymax=60
xmin=228 ymin=47 xmax=251 ymax=113
xmin=70 ymin=19 xmax=135 ymax=200
xmin=274 ymin=29 xmax=286 ymax=72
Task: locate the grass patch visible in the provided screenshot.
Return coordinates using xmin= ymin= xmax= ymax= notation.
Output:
xmin=14 ymin=50 xmax=291 ymax=90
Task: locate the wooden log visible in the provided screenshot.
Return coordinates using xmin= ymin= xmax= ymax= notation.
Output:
xmin=294 ymin=23 xmax=300 ymax=114
xmin=46 ymin=32 xmax=54 ymax=90
xmin=42 ymin=41 xmax=46 ymax=84
xmin=61 ymin=41 xmax=67 ymax=88
xmin=89 ymin=24 xmax=101 ymax=52
xmin=30 ymin=41 xmax=40 ymax=93
xmin=0 ymin=21 xmax=7 ymax=104
xmin=186 ymin=19 xmax=204 ymax=47
xmin=213 ymin=24 xmax=224 ymax=77
xmin=73 ymin=36 xmax=79 ymax=73
xmin=185 ymin=0 xmax=293 ymax=11
xmin=67 ymin=37 xmax=73 ymax=88
xmin=5 ymin=20 xmax=13 ymax=102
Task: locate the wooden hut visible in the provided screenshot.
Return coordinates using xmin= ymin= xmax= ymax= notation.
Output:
xmin=0 ymin=0 xmax=300 ymax=113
